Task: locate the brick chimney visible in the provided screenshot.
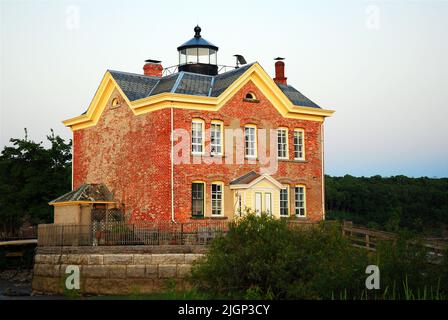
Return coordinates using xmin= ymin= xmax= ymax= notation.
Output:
xmin=273 ymin=57 xmax=287 ymax=85
xmin=143 ymin=59 xmax=163 ymax=77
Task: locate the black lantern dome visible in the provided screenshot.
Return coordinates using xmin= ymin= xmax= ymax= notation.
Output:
xmin=177 ymin=25 xmax=218 ymax=76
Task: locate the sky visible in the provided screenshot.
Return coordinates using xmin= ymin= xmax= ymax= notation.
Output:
xmin=0 ymin=0 xmax=447 ymax=178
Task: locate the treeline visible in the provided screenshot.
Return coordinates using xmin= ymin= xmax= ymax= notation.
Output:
xmin=0 ymin=130 xmax=71 ymax=234
xmin=325 ymin=175 xmax=448 ymax=235
xmin=0 ymin=131 xmax=447 ymax=236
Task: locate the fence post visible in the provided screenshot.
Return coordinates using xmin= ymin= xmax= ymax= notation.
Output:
xmin=366 ymin=234 xmax=370 ymax=249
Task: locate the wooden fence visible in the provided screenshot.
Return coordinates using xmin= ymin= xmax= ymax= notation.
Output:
xmin=342 ymin=221 xmax=448 ymax=262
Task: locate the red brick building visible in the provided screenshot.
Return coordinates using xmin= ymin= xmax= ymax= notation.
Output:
xmin=62 ymin=26 xmax=334 ymax=223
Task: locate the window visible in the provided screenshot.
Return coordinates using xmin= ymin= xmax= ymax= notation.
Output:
xmin=211 ymin=182 xmax=224 ymax=216
xmin=280 ymin=186 xmax=289 ymax=216
xmin=192 ymin=182 xmax=205 ymax=217
xmin=277 ymin=128 xmax=288 ymax=159
xmin=255 ymin=192 xmax=262 ymax=215
xmin=245 ymin=92 xmax=256 ymax=100
xmin=265 ymin=193 xmax=272 ymax=216
xmin=245 ymin=125 xmax=257 ymax=158
xmin=191 ymin=119 xmax=204 ymax=154
xmin=211 ymin=121 xmax=223 ymax=155
xmin=294 ymin=185 xmax=306 ymax=217
xmin=294 ymin=129 xmax=305 ymax=160
xmin=111 ymin=98 xmax=120 ymax=108
xmin=237 ymin=193 xmax=242 ymax=215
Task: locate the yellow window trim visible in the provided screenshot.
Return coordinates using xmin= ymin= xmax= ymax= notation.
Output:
xmin=211 ymin=181 xmax=225 ymax=217
xmin=280 ymin=184 xmax=290 ymax=217
xmin=63 ymin=63 xmax=334 ymax=131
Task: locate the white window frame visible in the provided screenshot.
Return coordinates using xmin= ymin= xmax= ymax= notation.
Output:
xmin=210 ymin=120 xmax=224 ymax=156
xmin=277 ymin=127 xmax=289 ymax=159
xmin=244 ymin=124 xmax=257 ymax=158
xmin=191 ymin=119 xmax=205 ymax=155
xmin=294 ymin=185 xmax=306 ymax=217
xmin=294 ymin=129 xmax=305 ymax=161
xmin=280 ymin=185 xmax=290 ymax=217
xmin=211 ymin=181 xmax=224 ymax=216
xmin=265 ymin=193 xmax=272 ymax=216
xmin=254 ymin=192 xmax=262 ymax=216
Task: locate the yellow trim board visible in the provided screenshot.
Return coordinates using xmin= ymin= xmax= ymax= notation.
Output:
xmin=63 ymin=63 xmax=335 ymax=131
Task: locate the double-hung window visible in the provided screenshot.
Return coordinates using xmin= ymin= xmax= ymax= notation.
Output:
xmin=211 ymin=182 xmax=223 ymax=216
xmin=245 ymin=125 xmax=257 ymax=158
xmin=294 ymin=129 xmax=305 ymax=160
xmin=192 ymin=182 xmax=205 ymax=217
xmin=277 ymin=128 xmax=288 ymax=159
xmin=192 ymin=119 xmax=204 ymax=155
xmin=211 ymin=121 xmax=223 ymax=155
xmin=280 ymin=186 xmax=289 ymax=217
xmin=294 ymin=185 xmax=306 ymax=217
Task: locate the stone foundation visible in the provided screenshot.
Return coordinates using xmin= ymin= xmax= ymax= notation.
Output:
xmin=32 ymin=246 xmax=206 ymax=296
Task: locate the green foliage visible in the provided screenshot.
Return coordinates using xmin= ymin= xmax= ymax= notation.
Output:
xmin=191 ymin=213 xmax=369 ymax=299
xmin=325 ymin=175 xmax=448 ymax=235
xmin=0 ymin=129 xmax=72 ymax=233
xmin=191 ymin=214 xmax=448 ymax=300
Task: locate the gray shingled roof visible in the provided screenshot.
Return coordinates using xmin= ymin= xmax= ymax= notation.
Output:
xmin=50 ymin=184 xmax=114 ymax=204
xmin=107 ymin=63 xmax=321 ymax=108
xmin=230 ymin=171 xmax=261 ymax=185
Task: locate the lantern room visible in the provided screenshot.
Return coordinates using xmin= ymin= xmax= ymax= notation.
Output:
xmin=177 ymin=25 xmax=219 ymax=76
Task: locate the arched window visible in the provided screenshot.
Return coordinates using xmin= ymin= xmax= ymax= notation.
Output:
xmin=245 ymin=92 xmax=257 ymax=100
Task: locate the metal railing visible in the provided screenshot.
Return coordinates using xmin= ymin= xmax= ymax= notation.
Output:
xmin=37 ymin=221 xmax=229 ymax=247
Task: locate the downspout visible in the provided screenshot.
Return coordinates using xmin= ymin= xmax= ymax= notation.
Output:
xmin=170 ymin=104 xmax=176 ymax=223
xmin=321 ymin=122 xmax=326 ymax=220
xmin=71 ymin=130 xmax=74 ymax=190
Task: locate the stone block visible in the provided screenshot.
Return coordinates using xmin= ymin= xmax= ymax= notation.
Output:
xmin=177 ymin=264 xmax=192 ymax=278
xmin=108 ymin=265 xmax=127 ymax=278
xmin=126 ymin=265 xmax=146 ymax=278
xmin=185 ymin=253 xmax=204 ymax=264
xmin=158 ymin=264 xmax=177 ymax=278
xmin=82 ymin=265 xmax=108 ymax=278
xmin=88 ymin=254 xmax=103 ymax=265
xmin=151 ymin=253 xmax=185 ymax=264
xmin=133 ymin=254 xmax=152 ymax=265
xmin=145 ymin=264 xmax=158 ymax=278
xmin=103 ymin=254 xmax=134 ymax=265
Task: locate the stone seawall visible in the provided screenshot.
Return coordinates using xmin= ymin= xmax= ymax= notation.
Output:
xmin=32 ymin=246 xmax=206 ymax=295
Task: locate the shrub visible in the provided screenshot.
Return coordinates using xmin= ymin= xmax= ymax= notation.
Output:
xmin=191 ymin=213 xmax=369 ymax=299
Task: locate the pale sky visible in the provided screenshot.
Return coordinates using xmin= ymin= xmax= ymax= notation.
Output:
xmin=1 ymin=0 xmax=447 ymax=177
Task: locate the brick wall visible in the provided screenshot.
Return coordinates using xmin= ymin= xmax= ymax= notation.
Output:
xmin=73 ymin=80 xmax=324 ymax=222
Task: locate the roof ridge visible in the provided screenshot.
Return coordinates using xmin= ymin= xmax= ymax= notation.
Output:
xmin=108 ymin=69 xmax=161 ymax=79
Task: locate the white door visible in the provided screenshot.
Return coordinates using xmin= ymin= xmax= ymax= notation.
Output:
xmin=255 ymin=192 xmax=262 ymax=216
xmin=265 ymin=193 xmax=272 ymax=216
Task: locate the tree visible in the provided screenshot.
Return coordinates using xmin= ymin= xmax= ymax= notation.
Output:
xmin=0 ymin=129 xmax=72 ymax=234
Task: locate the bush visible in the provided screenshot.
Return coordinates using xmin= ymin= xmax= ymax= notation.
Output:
xmin=191 ymin=213 xmax=369 ymax=299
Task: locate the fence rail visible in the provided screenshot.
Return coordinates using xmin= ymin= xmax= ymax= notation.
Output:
xmin=37 ymin=221 xmax=229 ymax=247
xmin=37 ymin=220 xmax=448 ymax=256
xmin=342 ymin=221 xmax=448 ymax=261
